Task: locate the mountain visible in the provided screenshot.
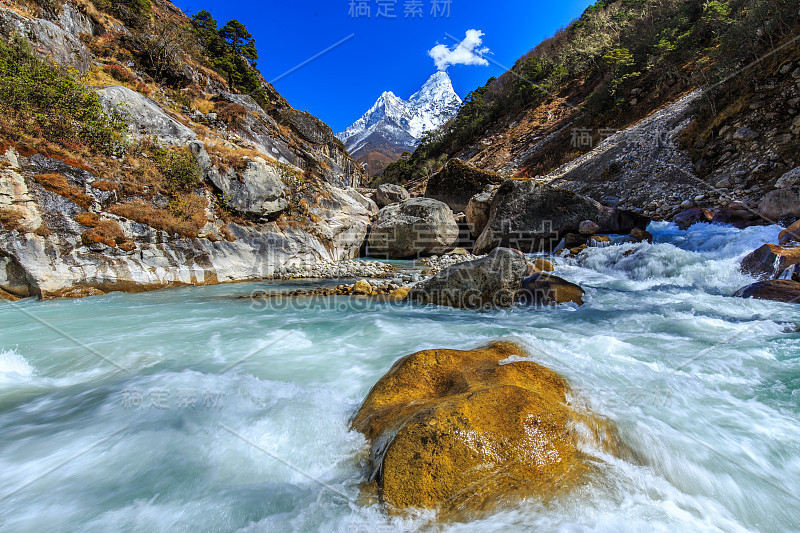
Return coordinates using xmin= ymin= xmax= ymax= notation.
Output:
xmin=382 ymin=0 xmax=800 ymax=221
xmin=337 ymin=71 xmax=462 ymax=177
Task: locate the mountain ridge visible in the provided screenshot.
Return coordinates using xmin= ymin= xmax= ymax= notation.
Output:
xmin=337 ymin=71 xmax=462 ymax=176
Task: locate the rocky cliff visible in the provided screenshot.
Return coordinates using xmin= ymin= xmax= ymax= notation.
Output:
xmin=0 ymin=0 xmax=372 ymax=299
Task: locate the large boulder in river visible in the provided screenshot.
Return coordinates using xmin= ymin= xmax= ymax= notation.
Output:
xmin=408 ymin=247 xmax=528 ymax=308
xmin=350 ymin=341 xmax=619 ymax=512
xmin=474 ymin=181 xmax=647 ymax=254
xmin=733 ymin=280 xmax=800 ymax=303
xmin=425 ymin=159 xmax=504 ymax=213
xmin=374 ymin=183 xmax=410 ymax=207
xmin=367 ymin=198 xmax=458 ymax=259
xmin=517 ymin=273 xmax=585 ymax=306
xmin=740 ymin=244 xmax=800 ymax=280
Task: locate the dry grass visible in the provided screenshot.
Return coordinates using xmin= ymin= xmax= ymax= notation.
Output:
xmin=206 ymin=143 xmax=263 ymax=173
xmin=0 ymin=208 xmax=25 ymax=232
xmin=75 ymin=211 xmax=130 ymax=248
xmin=34 ymin=173 xmax=94 ymax=210
xmin=110 ymin=195 xmax=207 ymax=238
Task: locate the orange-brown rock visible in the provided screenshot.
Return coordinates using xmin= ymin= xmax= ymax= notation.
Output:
xmin=351 ymin=342 xmax=617 ymax=512
xmin=517 ymin=273 xmax=585 ymax=306
xmin=778 ymin=220 xmax=800 ymax=246
xmin=531 ymin=258 xmax=555 ymax=272
xmin=740 ymin=244 xmax=800 ymax=279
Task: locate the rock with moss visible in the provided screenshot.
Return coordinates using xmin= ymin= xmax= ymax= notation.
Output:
xmin=351 ymin=341 xmax=619 ymax=512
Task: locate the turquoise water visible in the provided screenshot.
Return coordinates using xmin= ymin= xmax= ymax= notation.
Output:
xmin=1 ymin=222 xmax=799 ymax=532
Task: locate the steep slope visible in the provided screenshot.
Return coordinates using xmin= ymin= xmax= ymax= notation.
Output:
xmin=0 ymin=0 xmax=372 ymax=299
xmin=337 ymin=71 xmax=461 ymax=177
xmin=383 ymin=0 xmax=800 ymax=221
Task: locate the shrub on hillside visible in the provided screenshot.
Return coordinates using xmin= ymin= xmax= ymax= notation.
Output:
xmin=103 ymin=64 xmax=136 ymax=84
xmin=0 ymin=38 xmax=126 ymax=155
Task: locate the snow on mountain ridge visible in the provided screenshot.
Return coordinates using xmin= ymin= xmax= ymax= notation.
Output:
xmin=336 ymin=72 xmax=462 ymax=158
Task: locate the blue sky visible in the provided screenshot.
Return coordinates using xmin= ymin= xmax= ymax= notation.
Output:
xmin=174 ymin=0 xmax=595 ymax=133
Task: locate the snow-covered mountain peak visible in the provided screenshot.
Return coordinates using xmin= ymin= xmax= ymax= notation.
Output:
xmin=336 ymin=72 xmax=462 ymax=167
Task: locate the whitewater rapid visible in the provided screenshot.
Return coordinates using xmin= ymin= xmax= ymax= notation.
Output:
xmin=0 ymin=222 xmax=798 ymax=532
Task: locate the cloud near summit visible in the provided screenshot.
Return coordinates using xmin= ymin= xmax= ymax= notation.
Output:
xmin=428 ymin=29 xmax=490 ymax=71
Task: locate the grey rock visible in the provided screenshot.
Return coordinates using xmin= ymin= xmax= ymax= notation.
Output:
xmin=279 ymin=108 xmax=335 ymax=145
xmin=374 ymin=183 xmax=411 ymax=207
xmin=466 ymin=187 xmax=497 ymax=238
xmin=367 ymin=198 xmax=459 ymax=259
xmin=408 ymin=247 xmax=528 ymax=308
xmin=474 ymin=181 xmax=647 ymax=254
xmin=578 ymin=220 xmax=600 ymax=235
xmin=733 ymin=127 xmax=759 ymax=141
xmin=191 ymin=142 xmax=287 ymax=218
xmin=96 ymin=86 xmax=197 ymax=145
xmin=758 ymin=188 xmax=800 ymax=223
xmin=775 ymin=166 xmax=800 ymax=189
xmin=0 ymin=7 xmax=93 ymax=73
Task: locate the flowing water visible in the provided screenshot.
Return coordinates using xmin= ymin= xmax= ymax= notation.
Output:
xmin=1 ymin=222 xmax=799 ymax=532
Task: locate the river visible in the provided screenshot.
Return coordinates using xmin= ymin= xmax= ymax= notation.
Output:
xmin=1 ymin=222 xmax=798 ymax=532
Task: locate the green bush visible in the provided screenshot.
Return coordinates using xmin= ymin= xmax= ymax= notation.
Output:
xmin=0 ymin=37 xmax=126 ymax=155
xmin=153 ymin=146 xmax=203 ymax=190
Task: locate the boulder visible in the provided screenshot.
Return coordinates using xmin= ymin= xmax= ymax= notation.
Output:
xmin=712 ymin=208 xmax=763 ymax=229
xmin=474 ymin=182 xmax=607 ymax=254
xmin=578 ymin=220 xmax=600 ymax=235
xmin=564 ymin=233 xmax=588 ymax=248
xmin=740 ymin=244 xmax=800 ymax=279
xmin=733 ymin=280 xmax=800 ymax=303
xmin=367 ymin=198 xmax=458 ymax=259
xmin=408 ymin=247 xmax=528 ymax=308
xmin=465 ymin=187 xmax=497 ymax=238
xmin=599 ymin=208 xmax=651 ymax=235
xmin=673 ymin=207 xmax=714 ymax=230
xmin=97 ymin=86 xmax=197 ymax=146
xmin=779 ymin=220 xmax=800 ymax=246
xmin=589 ymin=235 xmax=611 ymax=247
xmin=425 ymin=159 xmax=504 ymax=213
xmin=517 ymin=273 xmax=585 ymax=306
xmin=530 ymin=258 xmax=554 ymax=272
xmin=732 ymin=127 xmax=759 ymax=141
xmin=758 ymin=188 xmax=800 ymax=224
xmin=374 ymin=183 xmax=411 ymax=208
xmin=352 ymin=280 xmax=373 ymax=295
xmin=350 ymin=341 xmax=618 ymax=511
xmin=191 ymin=142 xmax=287 ymax=218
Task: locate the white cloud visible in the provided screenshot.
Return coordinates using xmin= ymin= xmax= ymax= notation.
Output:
xmin=428 ymin=29 xmax=490 ymax=71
